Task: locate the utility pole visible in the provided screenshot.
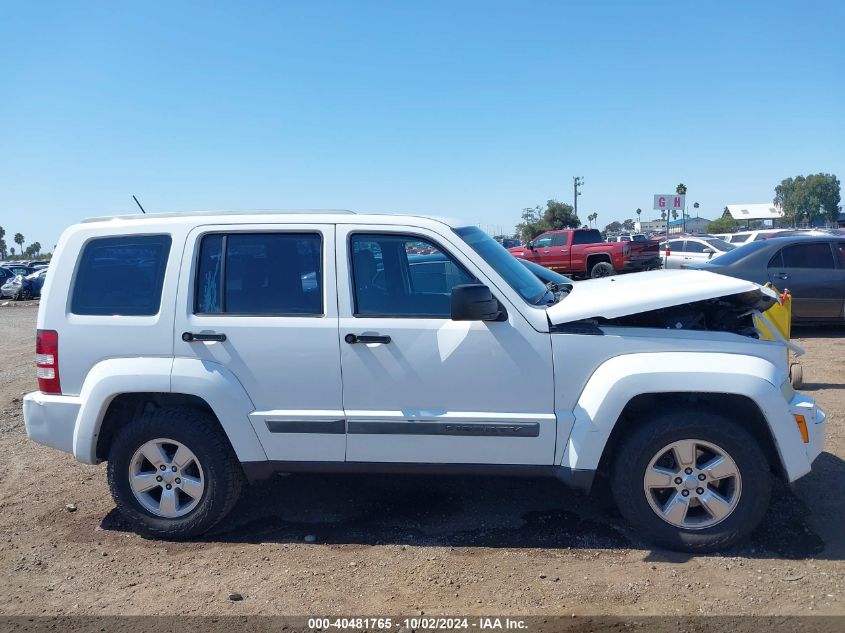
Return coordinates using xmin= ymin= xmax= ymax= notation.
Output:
xmin=573 ymin=176 xmax=584 ymax=219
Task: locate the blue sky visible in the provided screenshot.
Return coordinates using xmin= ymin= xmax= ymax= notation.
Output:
xmin=1 ymin=1 xmax=843 ymax=250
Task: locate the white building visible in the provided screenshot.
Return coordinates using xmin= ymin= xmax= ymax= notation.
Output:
xmin=723 ymin=204 xmax=783 ymax=228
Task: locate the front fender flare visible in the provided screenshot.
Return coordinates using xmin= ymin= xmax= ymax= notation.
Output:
xmin=560 ymin=352 xmax=808 ymax=481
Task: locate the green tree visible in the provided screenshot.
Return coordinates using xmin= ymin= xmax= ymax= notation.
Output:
xmin=671 ymin=209 xmax=679 ymax=221
xmin=774 ymin=177 xmax=801 ymax=226
xmin=604 ymin=220 xmax=623 ymax=234
xmin=14 ymin=233 xmax=24 ymax=253
xmin=806 ymin=173 xmax=841 ymax=224
xmin=635 ymin=208 xmax=642 ymax=224
xmin=0 ymin=225 xmax=6 ymax=259
xmin=515 ymin=205 xmax=546 ymax=243
xmin=542 ymin=199 xmax=580 ymax=230
xmin=707 ymin=215 xmax=739 ymax=233
xmin=515 ymin=199 xmax=580 ymax=243
xmin=675 ymin=183 xmax=687 ymax=195
xmin=622 ymin=218 xmax=635 ymax=231
xmin=775 ymin=173 xmax=840 ymax=226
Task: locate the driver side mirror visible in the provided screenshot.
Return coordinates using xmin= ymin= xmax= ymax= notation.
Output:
xmin=527 ymin=241 xmax=535 ymax=251
xmin=451 ymin=284 xmax=505 ymax=321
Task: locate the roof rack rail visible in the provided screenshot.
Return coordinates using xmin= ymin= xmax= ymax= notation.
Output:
xmin=81 ymin=209 xmax=356 ymax=223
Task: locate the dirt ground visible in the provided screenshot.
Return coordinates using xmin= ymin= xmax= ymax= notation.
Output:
xmin=0 ymin=301 xmax=843 ymax=617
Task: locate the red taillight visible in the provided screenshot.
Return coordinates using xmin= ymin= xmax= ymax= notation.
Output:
xmin=36 ymin=329 xmax=61 ymax=394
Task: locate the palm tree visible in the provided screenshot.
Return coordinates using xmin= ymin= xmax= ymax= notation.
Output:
xmin=675 ymin=183 xmax=687 ymax=195
xmin=671 ymin=209 xmax=679 ymax=221
xmin=14 ymin=233 xmax=24 ymax=252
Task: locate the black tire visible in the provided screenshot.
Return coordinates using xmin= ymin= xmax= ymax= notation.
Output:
xmin=590 ymin=261 xmax=615 ymax=278
xmin=610 ymin=409 xmax=772 ymax=552
xmin=107 ymin=406 xmax=243 ymax=538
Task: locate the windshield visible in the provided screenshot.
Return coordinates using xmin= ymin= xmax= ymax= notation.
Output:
xmin=704 ymin=238 xmax=736 ymax=251
xmin=632 ymin=234 xmax=647 ymax=241
xmin=454 ymin=226 xmax=553 ymax=305
xmin=708 ymin=239 xmax=769 ymax=265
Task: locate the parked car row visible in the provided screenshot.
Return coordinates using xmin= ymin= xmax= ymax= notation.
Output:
xmin=712 ymin=227 xmax=844 ymax=245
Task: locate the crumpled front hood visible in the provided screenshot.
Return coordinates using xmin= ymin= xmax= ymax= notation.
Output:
xmin=546 ymin=269 xmax=777 ymax=325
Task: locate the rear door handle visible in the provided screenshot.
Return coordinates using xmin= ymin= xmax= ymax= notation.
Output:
xmin=345 ymin=333 xmax=391 ymax=344
xmin=182 ymin=332 xmax=227 ymax=342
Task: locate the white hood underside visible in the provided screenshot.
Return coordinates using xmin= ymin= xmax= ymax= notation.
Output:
xmin=546 ymin=269 xmax=776 ymax=325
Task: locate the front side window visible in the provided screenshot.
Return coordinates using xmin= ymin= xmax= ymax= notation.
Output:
xmin=195 ymin=232 xmax=322 ymax=315
xmin=71 ymin=234 xmax=171 ymax=316
xmin=350 ymin=234 xmax=474 ymax=317
xmin=533 ymin=236 xmax=552 ymax=248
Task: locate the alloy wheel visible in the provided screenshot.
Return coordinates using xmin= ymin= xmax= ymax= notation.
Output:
xmin=642 ymin=438 xmax=742 ymax=529
xmin=128 ymin=438 xmax=205 ymax=518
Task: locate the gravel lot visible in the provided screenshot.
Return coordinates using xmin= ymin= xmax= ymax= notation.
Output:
xmin=0 ymin=302 xmax=843 ymax=616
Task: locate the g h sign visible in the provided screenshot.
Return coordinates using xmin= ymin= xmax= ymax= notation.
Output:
xmin=653 ymin=194 xmax=685 ymax=211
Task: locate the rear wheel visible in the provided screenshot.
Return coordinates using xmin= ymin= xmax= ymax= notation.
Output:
xmin=611 ymin=409 xmax=771 ymax=552
xmin=107 ymin=407 xmax=243 ymax=538
xmin=590 ymin=261 xmax=615 ymax=278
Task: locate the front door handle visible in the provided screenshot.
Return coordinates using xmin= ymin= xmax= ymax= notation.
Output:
xmin=182 ymin=331 xmax=227 ymax=342
xmin=345 ymin=333 xmax=391 ymax=344
xmin=776 ymin=273 xmax=790 ymax=280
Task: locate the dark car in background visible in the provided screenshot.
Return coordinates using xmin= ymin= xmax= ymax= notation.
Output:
xmin=1 ymin=264 xmax=34 ymax=277
xmin=685 ymin=236 xmax=845 ymax=324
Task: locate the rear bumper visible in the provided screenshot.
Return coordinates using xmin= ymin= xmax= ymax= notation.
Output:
xmin=622 ymin=257 xmax=662 ymax=271
xmin=23 ymin=391 xmax=81 ymax=457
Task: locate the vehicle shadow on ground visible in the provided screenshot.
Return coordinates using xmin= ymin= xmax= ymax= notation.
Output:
xmin=792 ymin=324 xmax=845 ymax=339
xmin=101 ymin=452 xmax=845 ymax=561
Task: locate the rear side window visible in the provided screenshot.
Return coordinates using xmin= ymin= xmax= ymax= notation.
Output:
xmin=778 ymin=243 xmax=835 ymax=269
xmin=683 ymin=240 xmax=708 ymax=253
xmin=195 ymin=232 xmax=322 ymax=315
xmin=572 ymin=229 xmax=602 ymax=245
xmin=71 ymin=235 xmax=171 ymax=316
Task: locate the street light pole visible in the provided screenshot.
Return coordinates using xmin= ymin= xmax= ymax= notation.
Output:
xmin=573 ymin=176 xmax=584 ymax=219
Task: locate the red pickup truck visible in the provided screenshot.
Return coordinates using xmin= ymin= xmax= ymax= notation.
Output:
xmin=508 ymin=228 xmax=661 ymax=278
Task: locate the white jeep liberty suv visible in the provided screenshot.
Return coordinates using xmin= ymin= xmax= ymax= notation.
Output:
xmin=24 ymin=210 xmax=825 ymax=551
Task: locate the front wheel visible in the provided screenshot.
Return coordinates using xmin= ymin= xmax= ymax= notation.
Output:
xmin=107 ymin=407 xmax=243 ymax=538
xmin=611 ymin=410 xmax=771 ymax=552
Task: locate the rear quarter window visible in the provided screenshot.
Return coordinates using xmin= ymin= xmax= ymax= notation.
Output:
xmin=71 ymin=235 xmax=171 ymax=316
xmin=572 ymin=229 xmax=602 ymax=245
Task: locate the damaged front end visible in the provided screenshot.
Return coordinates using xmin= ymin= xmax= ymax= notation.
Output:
xmin=545 ymin=269 xmax=783 ymax=339
xmin=596 ymin=289 xmax=777 ymax=338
